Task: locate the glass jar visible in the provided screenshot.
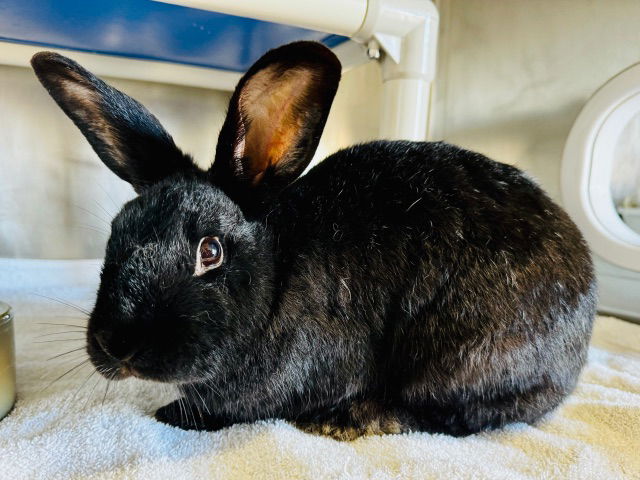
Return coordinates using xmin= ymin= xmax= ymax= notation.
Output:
xmin=0 ymin=301 xmax=16 ymax=421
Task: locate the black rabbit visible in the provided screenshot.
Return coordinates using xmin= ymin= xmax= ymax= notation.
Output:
xmin=32 ymin=41 xmax=596 ymax=440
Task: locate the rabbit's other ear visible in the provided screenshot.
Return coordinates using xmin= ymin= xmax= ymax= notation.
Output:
xmin=31 ymin=52 xmax=197 ymax=193
xmin=210 ymin=41 xmax=341 ymax=211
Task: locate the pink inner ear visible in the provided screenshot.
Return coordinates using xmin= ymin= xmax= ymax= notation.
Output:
xmin=237 ymin=65 xmax=314 ymax=183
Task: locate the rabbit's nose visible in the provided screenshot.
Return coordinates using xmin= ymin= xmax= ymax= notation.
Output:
xmin=94 ymin=330 xmax=140 ymax=362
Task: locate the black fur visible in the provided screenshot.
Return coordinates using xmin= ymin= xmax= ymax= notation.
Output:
xmin=32 ymin=42 xmax=596 ymax=439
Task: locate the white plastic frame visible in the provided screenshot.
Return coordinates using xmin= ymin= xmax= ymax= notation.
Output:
xmin=562 ymin=63 xmax=640 ymax=271
xmin=155 ymin=0 xmax=439 ymax=141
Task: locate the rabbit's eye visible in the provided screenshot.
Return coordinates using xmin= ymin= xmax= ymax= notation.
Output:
xmin=194 ymin=236 xmax=223 ymax=276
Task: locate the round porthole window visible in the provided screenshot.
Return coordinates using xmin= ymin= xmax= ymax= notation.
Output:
xmin=562 ymin=63 xmax=640 ymax=271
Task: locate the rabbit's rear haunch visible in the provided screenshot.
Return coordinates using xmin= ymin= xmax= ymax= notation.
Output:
xmin=32 ymin=42 xmax=596 ymax=440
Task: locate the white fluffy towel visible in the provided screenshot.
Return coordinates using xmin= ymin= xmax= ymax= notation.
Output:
xmin=0 ymin=258 xmax=638 ymax=480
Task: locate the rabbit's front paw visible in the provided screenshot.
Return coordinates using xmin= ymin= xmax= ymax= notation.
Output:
xmin=155 ymin=399 xmax=223 ymax=431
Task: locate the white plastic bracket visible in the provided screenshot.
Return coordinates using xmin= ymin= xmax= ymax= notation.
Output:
xmin=352 ymin=0 xmax=439 ymax=140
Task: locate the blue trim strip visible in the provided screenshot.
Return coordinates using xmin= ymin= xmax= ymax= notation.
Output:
xmin=0 ymin=0 xmax=348 ymax=72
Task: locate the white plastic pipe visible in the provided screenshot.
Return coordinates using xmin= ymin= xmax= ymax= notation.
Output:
xmin=158 ymin=0 xmax=367 ymax=36
xmin=154 ymin=0 xmax=439 ymax=141
xmin=380 ymin=78 xmax=431 ymax=140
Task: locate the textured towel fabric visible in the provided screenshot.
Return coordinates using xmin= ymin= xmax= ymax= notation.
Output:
xmin=0 ymin=258 xmax=638 ymax=480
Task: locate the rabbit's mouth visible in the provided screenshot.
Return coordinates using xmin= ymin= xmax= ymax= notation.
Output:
xmin=87 ymin=334 xmax=202 ymax=384
xmin=94 ymin=355 xmax=189 ymax=383
xmin=115 ymin=361 xmax=140 ymax=379
xmin=113 ymin=364 xmax=205 ymax=385
xmin=115 ymin=363 xmax=167 ymax=382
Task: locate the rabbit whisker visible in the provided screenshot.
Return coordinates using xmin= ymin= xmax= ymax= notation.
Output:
xmin=40 ymin=358 xmax=91 ymax=394
xmin=35 ymin=331 xmax=86 ymax=339
xmin=47 ymin=346 xmax=87 ymax=361
xmin=191 ymin=384 xmax=211 ymax=415
xmin=37 ymin=322 xmax=88 ymax=329
xmin=97 ymin=182 xmax=121 ymax=211
xmin=183 ymin=385 xmax=204 ymax=422
xmin=69 ymin=224 xmax=110 ymax=236
xmin=34 ymin=338 xmax=85 ymax=343
xmin=101 ymin=367 xmax=120 ymax=406
xmin=33 ymin=294 xmax=92 ymax=316
xmin=68 ymin=369 xmax=98 ymax=406
xmin=91 ymin=197 xmax=116 ymax=220
xmin=73 ymin=204 xmax=112 ymax=228
xmin=83 ymin=373 xmax=103 ymax=410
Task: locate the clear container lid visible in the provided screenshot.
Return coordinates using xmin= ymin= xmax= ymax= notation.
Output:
xmin=0 ymin=302 xmax=12 ymax=326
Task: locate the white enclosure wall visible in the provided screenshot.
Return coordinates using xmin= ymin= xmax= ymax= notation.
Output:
xmin=431 ymin=0 xmax=640 ymax=201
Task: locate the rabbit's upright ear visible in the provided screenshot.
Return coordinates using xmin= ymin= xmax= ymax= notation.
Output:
xmin=210 ymin=41 xmax=341 ymax=211
xmin=31 ymin=52 xmax=197 ymax=193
